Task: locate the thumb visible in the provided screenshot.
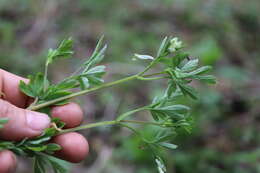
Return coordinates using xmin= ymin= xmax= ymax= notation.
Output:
xmin=0 ymin=99 xmax=50 ymax=141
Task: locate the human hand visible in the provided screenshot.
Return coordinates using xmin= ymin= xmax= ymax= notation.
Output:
xmin=0 ymin=69 xmax=89 ymax=173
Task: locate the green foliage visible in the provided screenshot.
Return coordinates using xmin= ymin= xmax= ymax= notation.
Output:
xmin=34 ymin=153 xmax=70 ymax=173
xmin=46 ymin=38 xmax=73 ymax=66
xmin=0 ymin=36 xmax=214 ymax=173
xmin=0 ymin=1 xmax=258 ymax=172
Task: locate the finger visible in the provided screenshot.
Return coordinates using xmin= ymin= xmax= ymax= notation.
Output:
xmin=0 ymin=99 xmax=50 ymax=141
xmin=0 ymin=69 xmax=29 ymax=108
xmin=0 ymin=150 xmax=17 ymax=173
xmin=51 ymin=103 xmax=83 ymax=128
xmin=52 ymin=132 xmax=89 ymax=163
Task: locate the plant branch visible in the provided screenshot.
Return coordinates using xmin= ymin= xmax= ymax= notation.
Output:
xmin=120 ymin=120 xmax=164 ymax=127
xmin=58 ymin=119 xmax=165 ymax=135
xmin=58 ymin=120 xmax=118 ymax=135
xmin=137 ymin=76 xmax=167 ymax=81
xmin=138 ymin=59 xmax=158 ymax=76
xmin=43 ymin=64 xmax=48 ymax=92
xmin=142 ymin=71 xmax=167 ymax=78
xmin=116 ymin=106 xmax=149 ymax=120
xmin=29 ymin=70 xmax=166 ymax=111
xmin=29 ymin=75 xmax=139 ymax=111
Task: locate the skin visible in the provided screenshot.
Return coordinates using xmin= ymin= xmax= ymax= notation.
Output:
xmin=0 ymin=69 xmax=89 ymax=173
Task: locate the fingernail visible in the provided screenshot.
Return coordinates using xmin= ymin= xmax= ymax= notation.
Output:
xmin=26 ymin=111 xmax=50 ymax=131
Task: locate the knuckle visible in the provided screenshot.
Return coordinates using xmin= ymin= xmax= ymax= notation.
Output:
xmin=0 ymin=100 xmax=20 ymax=120
xmin=0 ymin=100 xmax=12 ymax=118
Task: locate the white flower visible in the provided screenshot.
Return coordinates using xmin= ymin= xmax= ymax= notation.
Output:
xmin=134 ymin=53 xmax=154 ymax=60
xmin=168 ymin=37 xmax=182 ymax=53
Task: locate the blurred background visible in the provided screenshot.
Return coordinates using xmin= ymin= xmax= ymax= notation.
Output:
xmin=0 ymin=0 xmax=260 ymax=172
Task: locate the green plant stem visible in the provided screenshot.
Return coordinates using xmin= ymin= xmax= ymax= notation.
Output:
xmin=29 ymin=75 xmax=139 ymax=111
xmin=116 ymin=106 xmax=149 ymax=120
xmin=58 ymin=120 xmax=117 ymax=134
xmin=138 ymin=60 xmax=157 ymax=76
xmin=120 ymin=120 xmax=163 ymax=127
xmin=137 ymin=76 xmax=167 ymax=81
xmin=27 ymin=97 xmax=38 ymax=110
xmin=142 ymin=71 xmax=167 ymax=78
xmin=43 ymin=64 xmax=49 ymax=92
xmin=58 ymin=119 xmax=164 ymax=135
xmin=29 ymin=71 xmax=167 ymax=111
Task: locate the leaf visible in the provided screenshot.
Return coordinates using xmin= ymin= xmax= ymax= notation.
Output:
xmin=28 ymin=128 xmax=57 ymax=145
xmin=78 ymin=77 xmax=90 ymax=90
xmin=188 ymin=66 xmax=212 ymax=76
xmin=19 ymin=73 xmax=45 ymax=98
xmin=34 ymin=156 xmax=47 ymax=173
xmin=87 ymin=75 xmax=104 ymax=86
xmin=151 ymin=105 xmax=190 ymax=120
xmin=165 ymin=81 xmax=177 ymax=98
xmin=19 ymin=81 xmax=35 ymax=98
xmin=181 ymin=59 xmax=199 ymax=72
xmin=157 ymin=36 xmax=169 ymax=57
xmin=151 ymin=111 xmax=160 ymax=121
xmin=44 ymin=154 xmax=70 ymax=173
xmin=46 ymin=143 xmax=61 ymax=152
xmin=155 ymin=157 xmax=167 ymax=173
xmin=173 ymin=52 xmax=189 ymax=67
xmin=85 ymin=65 xmax=106 ymax=75
xmin=159 ymin=142 xmax=178 ymax=150
xmin=27 ymin=145 xmax=47 ymax=152
xmin=192 ymin=75 xmax=217 ymax=84
xmin=177 ymin=83 xmax=198 ymax=99
xmin=33 ymin=153 xmax=70 ymax=173
xmin=55 ymin=80 xmax=78 ymax=90
xmin=134 ymin=54 xmax=154 ymax=60
xmin=83 ymin=36 xmax=107 ymax=72
xmin=44 ymin=91 xmax=72 ymax=101
xmin=154 ymin=130 xmax=176 ymax=143
xmin=89 ymin=35 xmax=105 ymax=61
xmin=46 ymin=38 xmax=73 ymax=65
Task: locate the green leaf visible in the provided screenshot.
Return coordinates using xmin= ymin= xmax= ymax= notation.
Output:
xmin=151 ymin=105 xmax=190 ymax=120
xmin=159 ymin=142 xmax=178 ymax=150
xmin=188 ymin=66 xmax=212 ymax=76
xmin=28 ymin=128 xmax=57 ymax=145
xmin=192 ymin=75 xmax=217 ymax=84
xmin=87 ymin=75 xmax=104 ymax=86
xmin=181 ymin=59 xmax=199 ymax=72
xmin=85 ymin=65 xmax=106 ymax=75
xmin=173 ymin=52 xmax=189 ymax=67
xmin=177 ymin=83 xmax=198 ymax=99
xmin=157 ymin=36 xmax=169 ymax=57
xmin=34 ymin=156 xmax=47 ymax=173
xmin=44 ymin=91 xmax=72 ymax=101
xmin=46 ymin=38 xmax=73 ymax=65
xmin=46 ymin=143 xmax=61 ymax=152
xmin=27 ymin=145 xmax=47 ymax=152
xmin=19 ymin=73 xmax=45 ymax=98
xmin=55 ymin=80 xmax=78 ymax=90
xmin=83 ymin=36 xmax=107 ymax=72
xmin=78 ymin=77 xmax=90 ymax=90
xmin=19 ymin=81 xmax=35 ymax=98
xmin=154 ymin=130 xmax=176 ymax=143
xmin=155 ymin=157 xmax=167 ymax=173
xmin=44 ymin=154 xmax=70 ymax=173
xmin=33 ymin=153 xmax=70 ymax=173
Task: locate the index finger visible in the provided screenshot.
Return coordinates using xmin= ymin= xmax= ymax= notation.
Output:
xmin=0 ymin=69 xmax=29 ymax=108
